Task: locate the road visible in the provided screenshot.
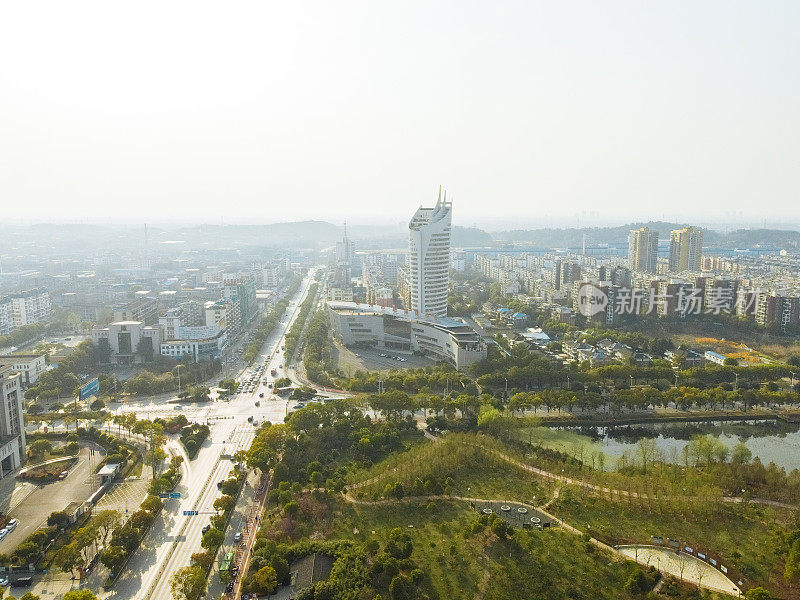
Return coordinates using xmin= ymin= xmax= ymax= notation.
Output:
xmin=97 ymin=269 xmax=319 ymax=600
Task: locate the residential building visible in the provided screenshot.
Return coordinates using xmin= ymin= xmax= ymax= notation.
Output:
xmin=407 ymin=189 xmax=452 ymax=318
xmin=0 ymin=298 xmax=13 ymax=335
xmin=8 ymin=289 xmax=51 ymax=328
xmin=451 ymin=250 xmax=466 ymax=272
xmin=113 ymin=296 xmax=158 ymax=325
xmin=669 ymin=227 xmax=703 ymax=272
xmin=0 ymin=365 xmax=27 ymax=478
xmin=755 ymin=292 xmax=800 ymax=330
xmin=628 ymin=227 xmax=659 ymax=273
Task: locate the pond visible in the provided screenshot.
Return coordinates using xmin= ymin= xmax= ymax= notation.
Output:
xmin=540 ymin=419 xmax=800 ymax=471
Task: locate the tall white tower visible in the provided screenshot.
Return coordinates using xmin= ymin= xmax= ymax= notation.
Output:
xmin=408 ymin=187 xmax=452 ymax=318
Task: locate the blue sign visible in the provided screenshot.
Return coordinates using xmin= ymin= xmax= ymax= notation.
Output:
xmin=183 ymin=510 xmax=198 ymax=516
xmin=79 ymin=378 xmax=100 ymax=401
xmin=170 ymin=492 xmax=181 ymax=498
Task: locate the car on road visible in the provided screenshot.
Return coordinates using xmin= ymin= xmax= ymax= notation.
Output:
xmin=58 ymin=470 xmax=69 ymax=480
xmin=173 ymin=405 xmax=183 ymax=410
xmin=6 ymin=519 xmax=18 ymax=532
xmin=0 ymin=577 xmax=7 ymax=587
xmin=234 ymin=532 xmax=243 ymax=544
xmin=202 ymin=524 xmax=211 ymax=534
xmin=0 ymin=529 xmax=7 ymax=541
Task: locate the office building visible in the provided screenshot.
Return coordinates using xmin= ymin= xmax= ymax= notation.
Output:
xmin=326 ymin=301 xmax=486 ymax=370
xmin=408 ymin=188 xmax=452 ymax=318
xmin=91 ymin=321 xmax=161 ymax=365
xmin=669 ymin=226 xmax=703 ymax=272
xmin=628 ymin=228 xmax=659 ymax=273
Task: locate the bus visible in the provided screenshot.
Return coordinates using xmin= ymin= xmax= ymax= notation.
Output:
xmin=220 ymin=552 xmax=234 ymax=574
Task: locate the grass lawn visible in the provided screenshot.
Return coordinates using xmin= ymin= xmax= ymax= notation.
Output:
xmin=350 ymin=433 xmax=545 ymax=502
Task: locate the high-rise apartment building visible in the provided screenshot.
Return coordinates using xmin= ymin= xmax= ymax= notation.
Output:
xmin=669 ymin=226 xmax=703 ymax=272
xmin=628 ymin=228 xmax=659 ymax=273
xmin=408 ymin=188 xmax=452 ymax=318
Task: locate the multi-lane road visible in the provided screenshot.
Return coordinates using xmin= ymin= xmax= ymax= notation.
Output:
xmin=103 ymin=269 xmax=319 ymax=600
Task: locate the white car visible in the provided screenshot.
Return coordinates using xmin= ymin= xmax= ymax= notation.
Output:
xmin=0 ymin=529 xmax=7 ymax=541
xmin=6 ymin=519 xmax=18 ymax=532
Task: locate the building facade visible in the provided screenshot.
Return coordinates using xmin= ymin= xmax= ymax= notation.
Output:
xmin=326 ymin=301 xmax=486 ymax=370
xmin=628 ymin=227 xmax=659 ymax=273
xmin=8 ymin=289 xmax=51 ymax=328
xmin=0 ymin=354 xmax=46 ymax=386
xmin=408 ymin=189 xmax=452 ymax=318
xmin=91 ymin=321 xmax=161 ymax=365
xmin=669 ymin=226 xmax=703 ymax=272
xmin=0 ymin=366 xmax=26 ymax=479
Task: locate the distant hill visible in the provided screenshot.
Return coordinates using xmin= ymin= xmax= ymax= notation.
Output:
xmin=493 ymin=222 xmax=800 ymax=249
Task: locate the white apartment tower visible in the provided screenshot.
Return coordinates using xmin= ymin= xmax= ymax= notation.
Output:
xmin=408 ymin=188 xmax=452 ymax=318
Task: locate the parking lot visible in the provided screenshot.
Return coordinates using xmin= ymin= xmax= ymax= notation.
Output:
xmin=335 ymin=343 xmax=434 ymax=376
xmin=0 ymin=444 xmax=105 ymax=553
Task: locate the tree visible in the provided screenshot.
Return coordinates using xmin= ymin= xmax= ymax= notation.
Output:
xmin=254 ymin=566 xmax=278 ymax=595
xmin=90 ymin=398 xmax=106 ymax=411
xmin=54 ymin=543 xmax=82 ymax=578
xmin=200 ymin=528 xmax=224 ymax=550
xmin=100 ymin=545 xmax=128 ymax=573
xmin=213 ymin=495 xmax=235 ymax=514
xmin=136 ymin=336 xmax=154 ymax=362
xmin=47 ymin=511 xmax=70 ymax=528
xmin=63 ymin=592 xmax=98 ymax=600
xmin=723 ymin=357 xmax=739 ymax=366
xmin=20 ymin=592 xmax=42 ymax=600
xmin=270 ymin=554 xmax=290 ymax=585
xmin=28 ymin=439 xmax=52 ymax=460
xmin=170 ymin=565 xmax=206 ymax=600
xmin=92 ymin=338 xmax=113 ymax=364
xmin=745 ymin=588 xmax=772 ymax=600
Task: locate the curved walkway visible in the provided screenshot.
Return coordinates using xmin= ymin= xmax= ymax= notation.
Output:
xmin=342 ymin=490 xmax=739 ymax=597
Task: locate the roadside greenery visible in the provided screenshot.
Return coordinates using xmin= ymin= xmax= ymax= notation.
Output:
xmin=283 ymin=283 xmax=319 ymax=360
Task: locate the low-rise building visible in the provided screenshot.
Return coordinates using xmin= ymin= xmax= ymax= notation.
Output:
xmin=91 ymin=321 xmax=161 ymax=365
xmin=326 ymin=301 xmax=487 ymax=370
xmin=0 ymin=354 xmax=46 ymax=386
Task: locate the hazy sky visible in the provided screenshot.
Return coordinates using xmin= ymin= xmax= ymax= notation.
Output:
xmin=1 ymin=1 xmax=798 ymax=227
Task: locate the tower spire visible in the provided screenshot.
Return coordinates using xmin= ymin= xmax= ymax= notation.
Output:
xmin=438 ymin=185 xmax=442 ymax=203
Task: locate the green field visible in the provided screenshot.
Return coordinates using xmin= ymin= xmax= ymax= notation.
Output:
xmin=549 ymin=488 xmax=790 ymax=594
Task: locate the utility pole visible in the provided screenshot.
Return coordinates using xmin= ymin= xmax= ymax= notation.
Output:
xmin=177 ymin=364 xmax=182 ymax=396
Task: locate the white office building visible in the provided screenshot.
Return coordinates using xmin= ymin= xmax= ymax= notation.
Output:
xmin=408 ymin=189 xmax=452 ymax=318
xmin=326 ymin=301 xmax=486 ymax=370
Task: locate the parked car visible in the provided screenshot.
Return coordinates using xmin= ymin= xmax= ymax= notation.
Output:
xmin=6 ymin=519 xmax=18 ymax=532
xmin=234 ymin=532 xmax=243 ymax=544
xmin=202 ymin=524 xmax=211 ymax=534
xmin=0 ymin=529 xmax=8 ymax=541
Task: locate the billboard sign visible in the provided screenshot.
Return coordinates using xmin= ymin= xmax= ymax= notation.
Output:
xmin=79 ymin=378 xmax=100 ymax=401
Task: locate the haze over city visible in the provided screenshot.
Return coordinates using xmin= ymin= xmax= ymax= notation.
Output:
xmin=2 ymin=1 xmax=799 ymax=226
